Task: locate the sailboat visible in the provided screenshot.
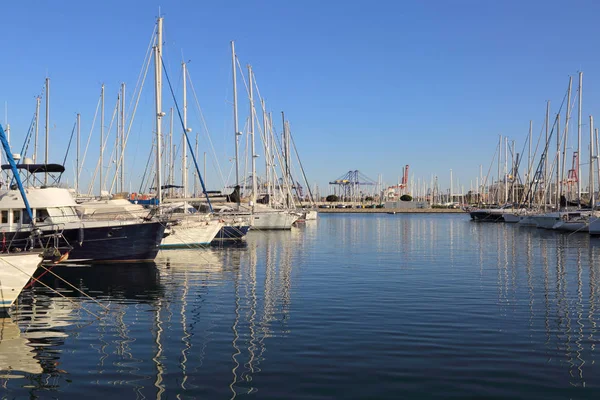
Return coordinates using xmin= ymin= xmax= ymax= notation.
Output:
xmin=0 ymin=123 xmax=66 ymax=315
xmin=230 ymin=52 xmax=299 ymax=230
xmin=151 ymin=17 xmax=223 ymax=248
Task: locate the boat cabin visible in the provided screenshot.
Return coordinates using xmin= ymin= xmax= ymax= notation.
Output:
xmin=0 ymin=187 xmax=79 ymax=230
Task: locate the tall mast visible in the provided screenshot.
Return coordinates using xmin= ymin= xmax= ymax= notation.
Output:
xmin=497 ymin=135 xmax=501 ymax=204
xmin=282 ymin=111 xmax=291 ymax=207
xmin=269 ymin=112 xmax=275 ymax=206
xmin=115 ymin=91 xmax=121 ymax=191
xmin=248 ymin=65 xmax=256 ymax=213
xmin=590 ymin=115 xmax=595 ymax=211
xmin=34 ymin=95 xmax=40 ymax=162
xmin=528 ymin=121 xmax=532 ymax=207
xmin=120 ymin=82 xmax=126 ymax=192
xmin=556 ymin=113 xmax=561 ymax=209
xmin=231 ymin=41 xmax=241 ymax=207
xmin=504 ymin=136 xmax=508 ymax=204
xmin=511 ymin=140 xmax=515 ymax=203
xmin=560 ymin=76 xmax=572 ymax=205
xmin=76 ymin=113 xmax=80 ymax=194
xmin=262 ymin=99 xmax=270 ymax=206
xmin=182 ymin=61 xmax=188 ymax=198
xmin=596 ymin=127 xmax=600 ymax=199
xmin=545 ymin=101 xmax=549 ymax=208
xmin=169 ymin=108 xmax=174 ymax=197
xmin=100 ymin=84 xmax=105 ymax=194
xmin=154 ymin=17 xmax=164 ymax=204
xmin=194 ymin=133 xmax=199 ymax=196
xmin=44 ymin=77 xmax=49 ymax=186
xmin=450 ymin=169 xmax=453 ymax=203
xmin=577 ymin=71 xmax=583 ymax=206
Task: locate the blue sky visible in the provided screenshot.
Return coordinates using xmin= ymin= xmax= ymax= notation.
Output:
xmin=1 ymin=0 xmax=599 ymax=196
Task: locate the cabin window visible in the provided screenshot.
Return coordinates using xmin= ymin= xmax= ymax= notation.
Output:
xmin=1 ymin=211 xmax=7 ymax=224
xmin=13 ymin=210 xmax=21 ymax=224
xmin=23 ymin=209 xmax=31 ymax=225
xmin=37 ymin=208 xmax=49 ymax=223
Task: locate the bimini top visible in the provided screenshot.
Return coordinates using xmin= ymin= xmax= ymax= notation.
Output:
xmin=0 ymin=163 xmax=65 ymax=174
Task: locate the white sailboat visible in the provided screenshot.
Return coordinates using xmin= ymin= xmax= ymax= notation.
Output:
xmin=152 ymin=18 xmax=223 ymax=247
xmin=0 ymin=253 xmax=42 ymax=314
xmin=225 ymin=48 xmax=297 ymax=230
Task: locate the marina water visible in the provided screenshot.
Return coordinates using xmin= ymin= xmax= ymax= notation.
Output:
xmin=3 ymin=213 xmax=600 ymax=398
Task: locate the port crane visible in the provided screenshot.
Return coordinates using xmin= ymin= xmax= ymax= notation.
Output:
xmin=329 ymin=170 xmax=377 ymax=202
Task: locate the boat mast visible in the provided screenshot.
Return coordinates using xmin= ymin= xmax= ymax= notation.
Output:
xmin=262 ymin=99 xmax=271 ymax=206
xmin=545 ymin=101 xmax=549 ymax=210
xmin=44 ymin=77 xmax=49 ymax=186
xmin=577 ymin=71 xmax=582 ymax=206
xmin=590 ymin=115 xmax=595 ymax=211
xmin=561 ymin=77 xmax=572 ymax=206
xmin=100 ymin=84 xmax=104 ymax=195
xmin=269 ymin=112 xmax=275 ymax=206
xmin=231 ymin=41 xmax=241 ymax=208
xmin=169 ymin=108 xmax=174 ymax=197
xmin=596 ymin=127 xmax=600 ymax=196
xmin=154 ymin=17 xmax=164 ymax=205
xmin=497 ymin=135 xmax=501 ymax=204
xmin=511 ymin=140 xmax=515 ymax=203
xmin=34 ymin=95 xmax=40 ymax=162
xmin=120 ymin=82 xmax=126 ymax=193
xmin=556 ymin=113 xmax=561 ymax=209
xmin=76 ymin=113 xmax=80 ymax=194
xmin=449 ymin=169 xmax=453 ymax=204
xmin=182 ymin=61 xmax=188 ymax=199
xmin=504 ymin=137 xmax=508 ymax=204
xmin=528 ymin=121 xmax=532 ymax=208
xmin=248 ymin=65 xmax=256 ymax=213
xmin=194 ymin=133 xmax=199 ymax=196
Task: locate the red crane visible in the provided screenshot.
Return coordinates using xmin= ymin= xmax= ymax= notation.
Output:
xmin=400 ymin=165 xmax=410 ymax=193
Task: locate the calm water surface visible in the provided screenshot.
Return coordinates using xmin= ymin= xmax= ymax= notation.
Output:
xmin=3 ymin=213 xmax=600 ymax=398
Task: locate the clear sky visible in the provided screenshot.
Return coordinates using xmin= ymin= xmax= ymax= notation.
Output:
xmin=1 ymin=0 xmax=599 ymax=197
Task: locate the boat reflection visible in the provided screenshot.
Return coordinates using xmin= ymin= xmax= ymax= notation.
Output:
xmin=481 ymin=222 xmax=599 ymax=388
xmin=0 ymin=316 xmax=43 ymax=381
xmin=229 ymin=232 xmax=295 ymax=398
xmin=0 ymin=232 xmax=299 ymax=398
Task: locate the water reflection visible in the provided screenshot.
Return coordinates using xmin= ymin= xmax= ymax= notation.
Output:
xmin=0 ymin=316 xmax=43 ymax=381
xmin=6 ymin=215 xmax=600 ymax=397
xmin=472 ymin=221 xmax=600 ymax=388
xmin=229 ymin=231 xmax=296 ymax=399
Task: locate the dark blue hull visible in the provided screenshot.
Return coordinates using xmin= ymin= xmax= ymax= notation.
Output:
xmin=2 ymin=221 xmax=166 ymax=263
xmin=212 ymin=225 xmax=250 ymax=242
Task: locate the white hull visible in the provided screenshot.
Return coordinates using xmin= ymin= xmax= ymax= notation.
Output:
xmin=251 ymin=211 xmax=298 ymax=230
xmin=160 ymin=218 xmax=223 ymax=248
xmin=532 ymin=213 xmax=561 ymax=229
xmin=0 ymin=253 xmax=41 ymax=313
xmin=590 ymin=216 xmax=600 ymax=235
xmin=518 ymin=215 xmax=539 ymax=226
xmin=553 ymin=220 xmax=589 ymax=232
xmin=303 ymin=210 xmax=318 ymax=220
xmin=502 ymin=213 xmax=520 ymax=223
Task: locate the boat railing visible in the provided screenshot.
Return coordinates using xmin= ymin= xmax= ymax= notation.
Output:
xmin=3 ymin=223 xmax=71 ymax=255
